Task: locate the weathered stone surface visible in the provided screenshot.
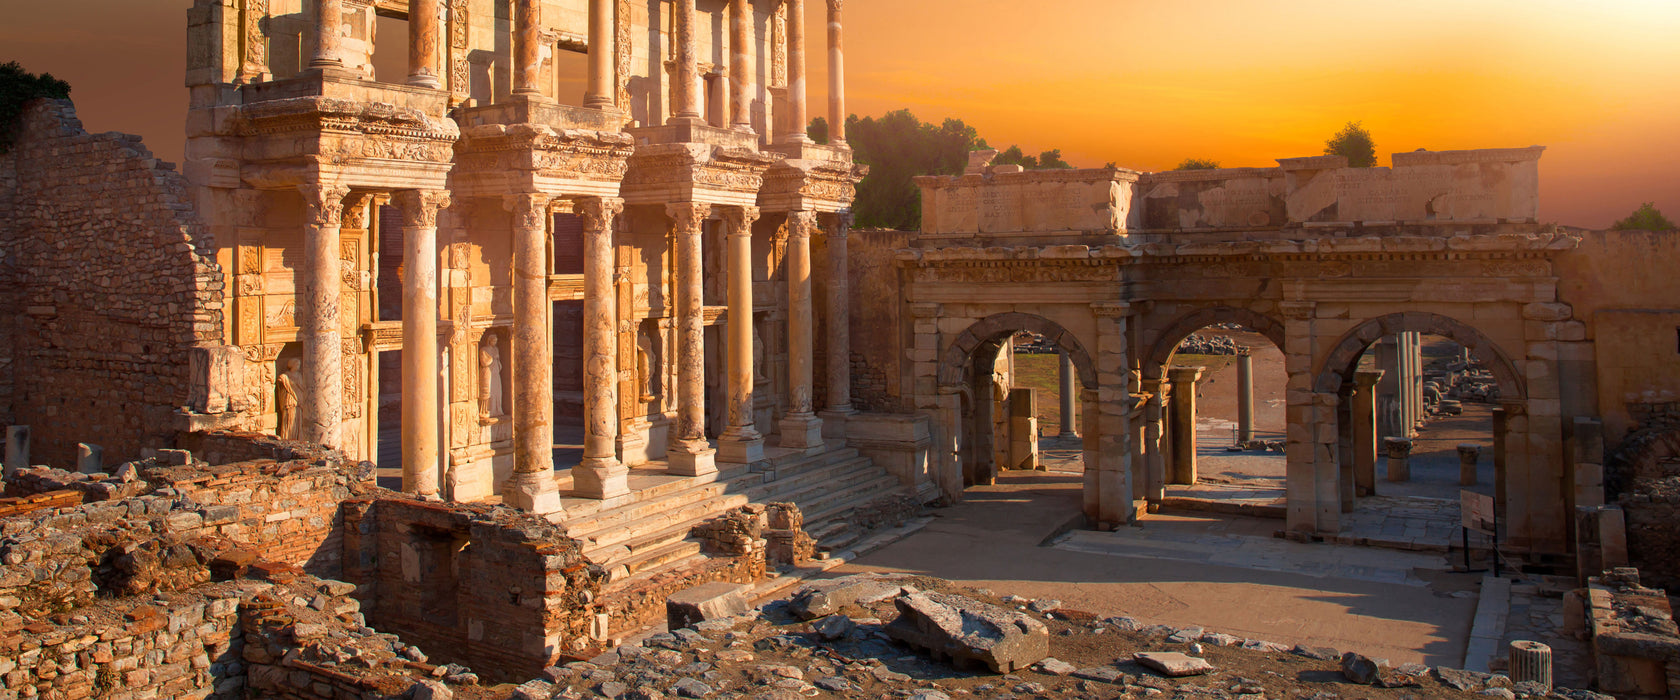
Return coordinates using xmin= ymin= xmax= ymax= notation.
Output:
xmin=1340 ymin=651 xmax=1380 ymax=684
xmin=788 ymin=573 xmax=912 ymax=620
xmin=667 ymin=582 xmax=751 ymax=631
xmin=1133 ymin=651 xmax=1215 ymax=677
xmin=883 ymin=590 xmax=1049 ymax=673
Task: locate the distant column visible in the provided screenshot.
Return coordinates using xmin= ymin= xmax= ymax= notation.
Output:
xmin=729 ymin=0 xmax=753 ymax=131
xmin=576 ymin=197 xmax=628 ymax=498
xmin=409 ymin=0 xmax=442 ymax=88
xmin=1353 ymin=369 xmax=1383 ymax=497
xmin=1143 ymin=389 xmax=1165 ymax=509
xmin=822 ymin=213 xmax=853 ymax=420
xmin=781 ymin=0 xmax=810 ymax=143
xmin=719 ymin=206 xmax=764 ymax=464
xmin=584 ymin=0 xmax=615 ymax=108
xmin=1459 ymin=444 xmax=1482 ymax=486
xmin=394 ymin=189 xmax=449 ymax=497
xmin=667 ymin=202 xmax=716 ymax=475
xmin=1385 ymin=437 xmax=1413 ymax=482
xmin=1167 ymin=366 xmax=1204 ymax=484
xmin=671 ymin=0 xmax=702 ymax=122
xmin=511 ymin=0 xmax=540 ymax=95
xmin=310 ymin=0 xmax=344 ymax=68
xmin=1236 ymin=352 xmax=1254 ymax=443
xmin=1058 ymin=352 xmax=1077 ymax=438
xmin=826 ymin=0 xmax=846 ymax=144
xmin=299 ymin=184 xmax=350 ymax=449
xmin=780 ymin=211 xmax=823 ymax=447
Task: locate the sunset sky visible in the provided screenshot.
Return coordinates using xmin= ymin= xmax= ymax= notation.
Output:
xmin=5 ymin=0 xmax=1676 ymax=228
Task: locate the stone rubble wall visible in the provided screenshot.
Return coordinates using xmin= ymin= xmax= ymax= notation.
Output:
xmin=0 ymin=98 xmax=225 ymax=467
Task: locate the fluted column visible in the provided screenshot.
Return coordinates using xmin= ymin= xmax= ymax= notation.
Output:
xmin=1058 ymin=352 xmax=1077 ymax=438
xmin=585 ymin=0 xmax=615 ymax=108
xmin=718 ymin=206 xmax=763 ymax=464
xmin=729 ymin=0 xmax=753 ymax=131
xmin=781 ymin=0 xmax=810 ymax=143
xmin=310 ymin=0 xmax=344 ymax=68
xmin=781 ymin=211 xmax=823 ymax=448
xmin=502 ymin=193 xmax=563 ymax=513
xmin=826 ymin=0 xmax=845 ymax=144
xmin=576 ymin=197 xmax=628 ymax=497
xmin=512 ymin=0 xmax=541 ymax=96
xmin=407 ymin=0 xmax=441 ymax=87
xmin=392 ymin=190 xmax=448 ymax=496
xmin=671 ymin=0 xmax=702 ymax=123
xmin=299 ymin=184 xmax=349 ymax=449
xmin=667 ymin=202 xmax=716 ymax=475
xmin=822 ymin=212 xmax=852 ymax=417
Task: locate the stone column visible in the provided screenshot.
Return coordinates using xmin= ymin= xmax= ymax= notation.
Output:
xmin=671 ymin=0 xmax=702 ymax=123
xmin=1143 ymin=388 xmax=1165 ymax=510
xmin=392 ymin=190 xmax=447 ymax=496
xmin=508 ymin=0 xmax=541 ymax=96
xmin=1384 ymin=437 xmax=1412 ymax=482
xmin=1167 ymin=366 xmax=1203 ymax=484
xmin=729 ymin=0 xmax=753 ymax=131
xmin=501 ymin=193 xmax=561 ymax=511
xmin=1459 ymin=444 xmax=1481 ymax=486
xmin=1236 ymin=352 xmax=1254 ymax=444
xmin=1353 ymin=369 xmax=1383 ymax=497
xmin=1058 ymin=352 xmax=1077 ymax=438
xmin=820 ymin=212 xmax=853 ymax=432
xmin=780 ymin=211 xmax=823 ymax=448
xmin=1092 ymin=302 xmax=1134 ymax=526
xmin=585 ymin=0 xmax=616 ymax=108
xmin=300 ymin=184 xmax=350 ymax=449
xmin=667 ymin=202 xmax=716 ymax=475
xmin=76 ymin=443 xmax=103 ymax=474
xmin=718 ymin=206 xmax=764 ymax=464
xmin=408 ymin=0 xmax=442 ymax=88
xmin=1375 ymin=336 xmax=1399 ymax=439
xmin=576 ymin=197 xmax=628 ymax=498
xmin=781 ymin=0 xmax=810 ymax=143
xmin=2 ymin=425 xmax=28 ymax=476
xmin=310 ymin=0 xmax=344 ymax=68
xmin=825 ymin=0 xmax=845 ymax=144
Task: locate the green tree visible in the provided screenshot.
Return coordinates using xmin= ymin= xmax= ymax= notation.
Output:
xmin=1611 ymin=202 xmax=1678 ymax=231
xmin=994 ymin=145 xmax=1073 ymax=170
xmin=807 ymin=116 xmax=830 ymax=145
xmin=1 ymin=61 xmax=71 ymax=153
xmin=840 ymin=110 xmax=988 ymax=229
xmin=1323 ymin=120 xmax=1376 ymax=167
xmin=1174 ymin=158 xmax=1221 ymax=170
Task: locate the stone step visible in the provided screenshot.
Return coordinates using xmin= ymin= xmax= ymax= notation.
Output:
xmin=602 ymin=539 xmax=706 ymax=584
xmin=580 ymin=492 xmax=750 ymax=553
xmin=781 ymin=470 xmax=903 ymax=519
xmin=818 ymin=527 xmax=862 ymax=553
xmin=601 ymin=549 xmax=713 ymax=596
xmin=801 ymin=474 xmax=913 ymax=526
xmin=561 ymin=463 xmax=753 ymax=521
xmin=585 ymin=520 xmax=695 ymax=563
xmin=565 ymin=481 xmax=733 ymax=539
xmin=756 ymin=447 xmax=862 ymax=480
xmin=741 ymin=456 xmax=881 ymax=503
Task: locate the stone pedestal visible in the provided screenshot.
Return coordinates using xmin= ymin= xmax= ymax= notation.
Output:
xmin=1167 ymin=366 xmax=1204 ymax=485
xmin=1509 ymin=641 xmax=1552 ymax=689
xmin=1352 ymin=370 xmax=1383 ymax=497
xmin=3 ymin=425 xmax=28 ymax=476
xmin=299 ymin=184 xmax=349 ymax=450
xmin=576 ymin=198 xmax=628 ymax=498
xmin=395 ymin=190 xmax=448 ymax=497
xmin=780 ymin=211 xmax=823 ymax=448
xmin=1384 ymin=437 xmax=1413 ymax=482
xmin=76 ymin=443 xmax=102 ymax=474
xmin=1236 ymin=353 xmax=1254 ymax=443
xmin=668 ymin=202 xmax=717 ymax=475
xmin=502 ymin=470 xmax=563 ymax=514
xmin=1058 ymin=352 xmax=1077 ymax=438
xmin=1458 ymin=444 xmax=1481 ymax=486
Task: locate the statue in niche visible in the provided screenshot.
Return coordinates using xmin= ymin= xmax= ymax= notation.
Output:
xmin=276 ymin=359 xmax=303 ymax=441
xmin=479 ymin=334 xmax=505 ymax=418
xmin=753 ymin=326 xmax=766 ymax=382
xmin=636 ymin=328 xmax=658 ymax=402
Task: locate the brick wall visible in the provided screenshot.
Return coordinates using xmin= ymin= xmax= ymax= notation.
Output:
xmin=0 ymin=98 xmax=225 ymax=467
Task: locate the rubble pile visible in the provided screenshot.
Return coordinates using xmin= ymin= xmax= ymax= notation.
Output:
xmin=1173 ymin=333 xmax=1247 ymax=357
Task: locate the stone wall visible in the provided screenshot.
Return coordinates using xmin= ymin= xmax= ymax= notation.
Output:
xmin=847 ymin=229 xmax=914 ymax=413
xmin=0 ymin=98 xmax=225 ymax=467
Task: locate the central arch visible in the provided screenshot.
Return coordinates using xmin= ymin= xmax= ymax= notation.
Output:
xmin=938 ymin=312 xmax=1097 ymax=390
xmin=1144 ymin=305 xmax=1287 ymax=377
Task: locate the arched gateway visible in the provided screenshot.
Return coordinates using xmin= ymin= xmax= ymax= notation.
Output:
xmin=858 ymin=147 xmax=1585 ymax=555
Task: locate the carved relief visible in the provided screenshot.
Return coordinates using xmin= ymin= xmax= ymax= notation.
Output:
xmin=341 ymin=344 xmax=363 ymax=420
xmin=267 ymin=298 xmax=297 ymax=328
xmin=616 ymin=0 xmax=633 ymax=108
xmin=449 ymin=0 xmax=470 ymax=102
xmin=771 ymin=2 xmax=788 ymax=88
xmin=239 ymin=0 xmax=269 ymax=83
xmin=1483 ymin=260 xmax=1550 ymax=278
xmin=342 ymin=194 xmax=373 ymax=229
xmin=393 ymin=190 xmax=452 ymax=228
xmin=237 ymin=297 xmax=263 ymax=345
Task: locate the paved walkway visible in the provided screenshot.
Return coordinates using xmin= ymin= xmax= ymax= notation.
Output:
xmin=832 ymin=469 xmax=1481 ymax=666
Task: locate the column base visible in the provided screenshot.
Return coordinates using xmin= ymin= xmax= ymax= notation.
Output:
xmin=574 ymin=456 xmax=630 ymax=499
xmin=1057 ymin=431 xmax=1079 ymax=439
xmin=501 ymin=471 xmax=564 ymax=515
xmin=779 ymin=413 xmax=824 ymax=450
xmin=819 ymin=407 xmax=854 ymax=439
xmin=668 ymin=441 xmax=717 ymax=477
xmin=717 ymin=433 xmax=765 ymax=465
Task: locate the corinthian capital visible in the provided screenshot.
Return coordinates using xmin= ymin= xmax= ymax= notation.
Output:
xmin=299 ymin=184 xmax=352 ymax=227
xmin=665 ymin=201 xmax=712 ymax=235
xmin=500 ymin=192 xmax=551 ymax=232
xmin=720 ymin=205 xmax=760 ymax=235
xmin=576 ymin=196 xmax=625 ymax=233
xmin=786 ymin=210 xmax=817 ymax=238
xmin=395 ymin=189 xmax=454 ymax=228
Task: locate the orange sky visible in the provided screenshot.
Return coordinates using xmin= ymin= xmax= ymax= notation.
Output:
xmin=5 ymin=0 xmax=1676 ymax=228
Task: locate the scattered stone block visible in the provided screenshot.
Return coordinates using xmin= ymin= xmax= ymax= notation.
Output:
xmin=667 ymin=582 xmax=751 ymax=631
xmin=76 ymin=443 xmax=103 ymax=474
xmin=1133 ymin=651 xmax=1215 ymax=677
xmin=812 ymin=613 xmax=855 ymax=640
xmin=788 ymin=573 xmax=911 ymax=620
xmin=1340 ymin=652 xmax=1380 ymax=684
xmin=1034 ymin=657 xmax=1076 ymax=675
xmin=884 ymin=590 xmax=1049 ymax=673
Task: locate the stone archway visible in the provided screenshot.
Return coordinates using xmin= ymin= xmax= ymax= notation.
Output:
xmin=937 ymin=311 xmax=1098 ymax=389
xmin=1143 ymin=306 xmax=1287 ymax=377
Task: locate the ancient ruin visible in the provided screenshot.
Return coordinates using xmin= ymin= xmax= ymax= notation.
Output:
xmin=2 ymin=0 xmax=1679 ymax=697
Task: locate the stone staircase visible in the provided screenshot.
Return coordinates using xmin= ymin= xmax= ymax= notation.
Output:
xmin=558 ymin=442 xmax=917 ymax=592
